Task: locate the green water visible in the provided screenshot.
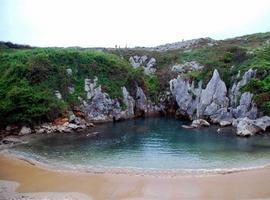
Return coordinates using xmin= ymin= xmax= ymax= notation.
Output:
xmin=10 ymin=117 xmax=270 ymax=172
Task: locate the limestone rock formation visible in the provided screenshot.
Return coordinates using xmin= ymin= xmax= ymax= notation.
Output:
xmin=122 ymin=86 xmax=135 ymax=118
xmin=198 ymin=69 xmax=229 ymax=117
xmin=129 ymin=55 xmax=156 ymax=74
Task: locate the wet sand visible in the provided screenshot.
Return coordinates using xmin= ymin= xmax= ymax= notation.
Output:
xmin=1 ymin=154 xmax=270 ymax=199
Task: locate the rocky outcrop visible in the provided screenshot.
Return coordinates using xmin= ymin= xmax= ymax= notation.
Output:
xmin=232 ymin=92 xmax=257 ymax=119
xmin=169 ymin=68 xmax=269 ymax=135
xmin=85 ymin=77 xmax=98 ymax=100
xmin=129 ymin=55 xmax=156 ymax=74
xmin=134 ymin=86 xmax=162 ymax=116
xmin=198 ymin=69 xmax=229 ymax=118
xmin=170 ymin=69 xmax=229 ymax=120
xmin=229 ymin=69 xmax=256 ymax=107
xmin=122 ymin=86 xmax=135 ymax=118
xmin=84 ymin=85 xmax=121 ymax=122
xmin=171 ymin=61 xmax=204 ymax=73
xmin=233 ymin=116 xmax=270 ymax=137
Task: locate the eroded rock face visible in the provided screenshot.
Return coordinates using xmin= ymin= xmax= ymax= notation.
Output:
xmin=84 ymin=86 xmax=120 ymax=121
xmin=232 ymin=92 xmax=257 ymax=119
xmin=129 ymin=55 xmax=156 ymax=74
xmin=198 ymin=69 xmax=229 ymax=117
xmin=169 ymin=68 xmax=266 ymax=133
xmin=85 ymin=77 xmax=98 ymax=100
xmin=122 ymin=86 xmax=135 ymax=118
xmin=169 ymin=76 xmax=196 ymax=119
xmin=229 ymin=69 xmax=256 ymax=107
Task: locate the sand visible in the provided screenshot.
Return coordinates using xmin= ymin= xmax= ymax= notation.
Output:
xmin=1 ymin=154 xmax=270 ymax=200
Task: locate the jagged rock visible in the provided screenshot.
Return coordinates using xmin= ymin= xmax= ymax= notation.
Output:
xmin=233 ymin=116 xmax=270 ymax=136
xmin=198 ymin=69 xmax=229 ymax=117
xmin=210 ymin=108 xmax=233 ymax=124
xmin=19 ymin=126 xmax=31 ymax=135
xmin=135 ymin=86 xmax=148 ymax=114
xmin=233 ymin=92 xmax=257 ymax=119
xmin=54 ymin=90 xmax=62 ymax=99
xmin=169 ymin=76 xmax=197 ymax=118
xmin=85 ymin=77 xmax=98 ymax=100
xmin=171 ymin=61 xmax=204 ymax=73
xmin=129 ymin=55 xmax=156 ymax=74
xmin=122 ymin=86 xmax=135 ymax=118
xmin=229 ymin=69 xmax=256 ymax=107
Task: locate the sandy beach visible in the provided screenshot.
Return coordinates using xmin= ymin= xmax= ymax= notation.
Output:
xmin=1 ymin=154 xmax=270 ymax=199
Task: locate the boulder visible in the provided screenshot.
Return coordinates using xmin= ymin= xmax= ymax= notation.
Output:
xmin=190 ymin=119 xmax=210 ymax=128
xmin=233 ymin=116 xmax=270 ymax=137
xmin=219 ymin=120 xmax=232 ymax=127
xmin=19 ymin=126 xmax=31 ymax=135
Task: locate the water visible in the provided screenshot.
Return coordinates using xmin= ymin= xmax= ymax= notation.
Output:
xmin=10 ymin=117 xmax=270 ymax=172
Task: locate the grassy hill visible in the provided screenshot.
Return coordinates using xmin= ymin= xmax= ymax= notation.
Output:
xmin=0 ymin=31 xmax=270 ymax=127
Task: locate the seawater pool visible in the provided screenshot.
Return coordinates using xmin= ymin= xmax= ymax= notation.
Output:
xmin=8 ymin=117 xmax=270 ymax=173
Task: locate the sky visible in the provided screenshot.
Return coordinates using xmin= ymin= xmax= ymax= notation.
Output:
xmin=1 ymin=0 xmax=270 ymax=48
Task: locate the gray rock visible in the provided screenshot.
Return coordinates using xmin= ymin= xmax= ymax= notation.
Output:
xmin=220 ymin=120 xmax=232 ymax=127
xmin=191 ymin=119 xmax=210 ymax=128
xmin=198 ymin=69 xmax=229 ymax=117
xmin=169 ymin=76 xmax=197 ymax=118
xmin=54 ymin=90 xmax=62 ymax=100
xmin=19 ymin=126 xmax=31 ymax=135
xmin=171 ymin=61 xmax=204 ymax=73
xmin=229 ymin=69 xmax=256 ymax=107
xmin=233 ymin=92 xmax=255 ymax=118
xmin=234 ymin=116 xmax=270 ymax=136
xmin=68 ymin=86 xmax=75 ymax=94
xmin=129 ymin=55 xmax=156 ymax=74
xmin=135 ymin=86 xmax=148 ymax=113
xmin=122 ymin=86 xmax=135 ymax=118
xmin=85 ymin=77 xmax=98 ymax=100
xmin=66 ymin=68 xmax=72 ymax=76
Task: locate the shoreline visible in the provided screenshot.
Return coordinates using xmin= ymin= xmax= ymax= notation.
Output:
xmin=2 ymin=154 xmax=270 ymax=199
xmin=2 ymin=150 xmax=270 ymax=177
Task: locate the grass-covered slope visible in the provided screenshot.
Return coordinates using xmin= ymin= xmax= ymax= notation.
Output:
xmin=0 ymin=31 xmax=270 ymax=127
xmin=0 ymin=46 xmax=146 ymax=127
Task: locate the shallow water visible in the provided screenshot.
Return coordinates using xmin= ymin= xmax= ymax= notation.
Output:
xmin=10 ymin=117 xmax=270 ymax=172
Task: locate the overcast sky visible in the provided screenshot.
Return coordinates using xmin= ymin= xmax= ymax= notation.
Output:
xmin=1 ymin=0 xmax=270 ymax=47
